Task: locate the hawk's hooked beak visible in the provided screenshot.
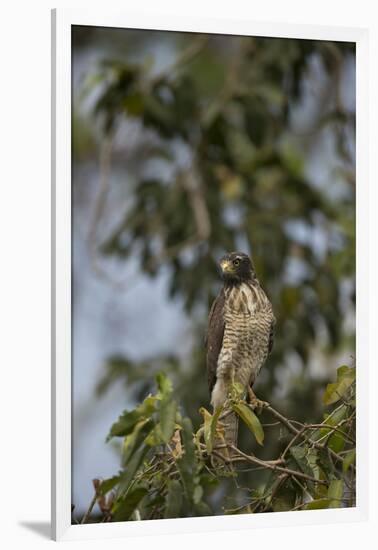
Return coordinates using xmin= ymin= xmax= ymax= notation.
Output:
xmin=220 ymin=259 xmax=234 ymax=273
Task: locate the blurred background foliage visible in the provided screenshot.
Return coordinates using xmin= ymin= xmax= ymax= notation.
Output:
xmin=72 ymin=26 xmax=355 ymax=515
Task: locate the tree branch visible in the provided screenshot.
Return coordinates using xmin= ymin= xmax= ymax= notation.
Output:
xmin=227 ymin=446 xmax=327 ymax=485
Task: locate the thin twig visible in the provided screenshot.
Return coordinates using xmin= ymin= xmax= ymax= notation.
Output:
xmin=81 ymin=491 xmax=98 ymax=524
xmin=227 ymin=446 xmax=327 ymax=485
xmin=305 ymin=423 xmax=356 ymax=444
xmin=263 ymin=403 xmax=345 ymax=465
xmin=281 ymin=426 xmax=307 ymax=459
xmin=87 ymin=136 xmax=131 ymax=290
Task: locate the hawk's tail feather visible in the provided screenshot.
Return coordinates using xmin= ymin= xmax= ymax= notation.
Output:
xmin=224 ymin=410 xmax=239 ymax=451
xmin=213 ymin=410 xmax=239 ymax=465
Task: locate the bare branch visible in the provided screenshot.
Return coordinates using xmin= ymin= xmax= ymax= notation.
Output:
xmin=80 ymin=481 xmax=99 ymax=524
xmin=227 ymin=446 xmax=328 ymax=486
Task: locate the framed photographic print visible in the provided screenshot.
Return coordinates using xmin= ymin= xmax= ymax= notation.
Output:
xmin=51 ymin=8 xmax=369 ymax=541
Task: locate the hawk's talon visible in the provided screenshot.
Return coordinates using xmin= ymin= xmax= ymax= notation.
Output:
xmin=247 ymin=387 xmax=268 ymax=412
xmin=250 ymin=399 xmax=268 ymax=414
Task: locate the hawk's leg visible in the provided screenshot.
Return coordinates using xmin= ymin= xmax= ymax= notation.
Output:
xmin=248 ymin=386 xmax=268 ymax=412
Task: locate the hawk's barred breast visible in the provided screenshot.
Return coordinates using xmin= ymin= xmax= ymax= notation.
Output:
xmin=211 ymin=281 xmax=275 ymax=410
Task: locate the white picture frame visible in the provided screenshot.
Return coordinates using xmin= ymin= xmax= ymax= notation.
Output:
xmin=51 ymin=8 xmax=369 ymax=541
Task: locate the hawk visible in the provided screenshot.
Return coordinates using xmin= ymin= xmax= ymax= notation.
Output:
xmin=206 ymin=251 xmax=275 ymax=456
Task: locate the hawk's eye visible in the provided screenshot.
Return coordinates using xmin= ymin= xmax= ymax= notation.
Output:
xmin=233 ymin=258 xmax=240 ymax=267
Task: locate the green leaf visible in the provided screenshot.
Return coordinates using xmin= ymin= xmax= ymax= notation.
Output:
xmin=144 ymin=425 xmax=165 ymax=447
xmin=200 ymin=407 xmax=213 ymax=454
xmin=327 ymin=479 xmax=344 ymax=508
xmin=342 ymin=449 xmax=356 ymax=473
xmin=305 ymin=498 xmax=332 ymax=510
xmin=193 ymin=485 xmax=204 ymax=504
xmin=97 ymin=475 xmax=121 ymax=496
xmin=314 ymin=483 xmax=328 ymax=499
xmin=315 ymin=447 xmax=336 ymax=481
xmin=280 ymin=139 xmax=304 ymax=177
xmin=123 ymin=93 xmax=144 ymax=116
xmin=311 ymin=404 xmax=348 ymax=443
xmin=328 ymin=430 xmax=346 ymax=453
xmin=156 ymin=372 xmax=173 ymax=397
xmin=112 ymin=487 xmax=147 ymax=521
xmin=194 ymin=500 xmax=212 ymax=516
xmin=107 ymin=395 xmax=156 ymax=440
xmin=176 ymin=417 xmax=197 ymax=505
xmin=159 ymin=397 xmax=177 ymax=443
xmin=164 ymin=479 xmax=183 ymax=519
xmin=122 ymin=419 xmax=153 ymax=465
xmin=117 ymin=445 xmax=149 ymax=496
xmin=324 ymin=404 xmax=349 ymax=426
xmin=268 ymin=477 xmax=296 ymax=512
xmin=307 ymin=449 xmax=320 ymax=480
xmin=143 ymin=493 xmax=165 ymax=511
xmin=271 ymin=490 xmax=297 ymax=512
xmin=232 ymin=403 xmax=264 ymax=445
xmin=289 ymin=446 xmax=315 ymax=480
xmin=323 ymin=366 xmax=355 ymax=406
xmin=108 ymin=410 xmax=141 ymax=440
xmin=289 ymin=445 xmax=306 ymax=462
xmin=200 ymin=406 xmax=221 ymax=454
xmin=180 ymin=417 xmax=196 ymax=464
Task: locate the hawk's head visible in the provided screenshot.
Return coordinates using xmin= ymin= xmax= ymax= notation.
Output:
xmin=219 ymin=252 xmax=256 ymax=284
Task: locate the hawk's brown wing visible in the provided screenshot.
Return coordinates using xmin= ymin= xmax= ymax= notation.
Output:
xmin=205 ymin=289 xmax=225 ymax=394
xmin=268 ymin=317 xmax=275 ymax=354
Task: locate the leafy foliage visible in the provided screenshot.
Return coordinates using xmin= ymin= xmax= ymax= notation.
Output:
xmin=74 ymin=366 xmax=355 ymax=523
xmin=90 ymin=373 xmax=213 ymax=521
xmin=323 ymin=365 xmax=356 ymax=406
xmin=232 ymin=402 xmax=264 ymax=446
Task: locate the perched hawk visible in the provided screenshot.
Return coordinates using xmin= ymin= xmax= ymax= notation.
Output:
xmin=206 ymin=251 xmax=275 ymax=455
